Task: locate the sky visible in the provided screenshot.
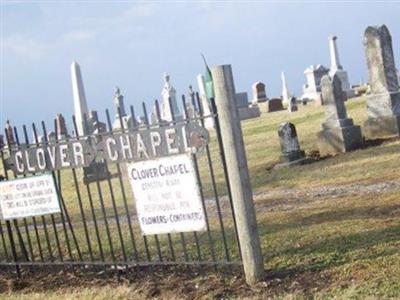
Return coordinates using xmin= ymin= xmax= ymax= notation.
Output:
xmin=1 ymin=1 xmax=399 ymax=132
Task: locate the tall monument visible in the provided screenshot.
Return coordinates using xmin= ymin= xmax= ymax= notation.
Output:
xmin=161 ymin=73 xmax=181 ymax=121
xmin=281 ymin=71 xmax=290 ymax=105
xmin=71 ymin=61 xmax=89 ymax=136
xmin=328 ymin=35 xmax=354 ymax=98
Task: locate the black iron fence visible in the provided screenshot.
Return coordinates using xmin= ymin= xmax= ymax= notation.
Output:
xmin=0 ymin=94 xmax=242 ymax=275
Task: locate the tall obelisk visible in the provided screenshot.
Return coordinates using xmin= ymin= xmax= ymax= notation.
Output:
xmin=71 ymin=61 xmax=89 ymax=136
xmin=281 ymin=71 xmax=290 ymax=105
xmin=328 ymin=35 xmax=352 ymax=95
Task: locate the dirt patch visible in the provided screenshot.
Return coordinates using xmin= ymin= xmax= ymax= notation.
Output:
xmin=0 ymin=266 xmax=335 ymax=299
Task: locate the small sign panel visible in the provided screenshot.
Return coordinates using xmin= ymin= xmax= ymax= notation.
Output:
xmin=127 ymin=154 xmax=206 ymax=235
xmin=0 ymin=174 xmax=61 ymax=220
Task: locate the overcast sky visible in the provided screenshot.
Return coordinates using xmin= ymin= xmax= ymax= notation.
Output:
xmin=1 ymin=1 xmax=399 ymax=130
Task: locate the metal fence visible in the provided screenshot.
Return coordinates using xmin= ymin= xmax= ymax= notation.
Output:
xmin=0 ymin=94 xmax=242 ymax=275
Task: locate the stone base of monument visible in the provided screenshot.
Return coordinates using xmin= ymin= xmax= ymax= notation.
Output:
xmin=363 ymin=115 xmax=400 ymax=139
xmin=273 ymin=151 xmax=313 ymax=169
xmin=238 ymin=106 xmax=261 ymax=120
xmin=258 ymin=99 xmax=284 ymax=113
xmin=317 ymin=124 xmax=363 ymax=156
xmin=83 ymin=162 xmax=112 ymax=184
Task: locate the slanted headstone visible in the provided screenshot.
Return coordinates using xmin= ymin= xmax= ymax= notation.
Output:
xmin=317 ymin=74 xmax=363 ymax=156
xmin=363 ymin=25 xmax=400 ymax=138
xmin=251 ymin=82 xmax=268 ymax=104
xmin=55 ymin=113 xmax=68 ymax=139
xmin=275 ymin=122 xmax=310 ymax=168
xmin=288 ymin=97 xmax=298 ymax=112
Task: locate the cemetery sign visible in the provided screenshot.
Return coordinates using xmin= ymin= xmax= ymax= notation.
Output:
xmin=0 ymin=174 xmax=60 ymax=220
xmin=3 ymin=122 xmax=209 ymax=175
xmin=127 ymin=154 xmax=206 ymax=235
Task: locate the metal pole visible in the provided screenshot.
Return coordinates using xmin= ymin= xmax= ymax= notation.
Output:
xmin=211 ymin=64 xmax=264 ymax=285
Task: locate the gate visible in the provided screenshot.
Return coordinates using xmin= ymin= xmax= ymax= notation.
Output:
xmin=0 ymin=65 xmax=263 ymax=284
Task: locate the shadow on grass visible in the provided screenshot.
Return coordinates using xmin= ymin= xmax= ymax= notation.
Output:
xmin=260 ymin=223 xmax=400 ymax=277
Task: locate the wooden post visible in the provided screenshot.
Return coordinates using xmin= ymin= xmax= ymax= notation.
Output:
xmin=211 ymin=64 xmax=264 ymax=285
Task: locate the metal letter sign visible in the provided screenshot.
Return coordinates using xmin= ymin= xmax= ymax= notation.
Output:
xmin=127 ymin=154 xmax=206 ymax=235
xmin=3 ymin=122 xmax=209 ymax=175
xmin=0 ymin=174 xmax=60 ymax=220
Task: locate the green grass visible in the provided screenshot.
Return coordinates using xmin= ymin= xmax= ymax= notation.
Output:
xmin=1 ymin=96 xmax=400 ymax=299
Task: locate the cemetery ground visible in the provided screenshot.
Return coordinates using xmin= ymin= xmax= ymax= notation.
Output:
xmin=1 ymin=96 xmax=400 ymax=299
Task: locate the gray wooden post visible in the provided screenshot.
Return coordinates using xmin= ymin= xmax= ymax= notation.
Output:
xmin=211 ymin=64 xmax=264 ymax=285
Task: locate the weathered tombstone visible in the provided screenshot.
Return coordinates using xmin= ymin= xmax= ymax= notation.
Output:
xmin=317 ymin=74 xmax=363 ymax=156
xmin=275 ymin=122 xmax=310 ymax=168
xmin=288 ymin=97 xmax=298 ymax=112
xmin=186 ymin=86 xmax=198 ymax=119
xmin=236 ymin=92 xmax=261 ymax=120
xmin=363 ymin=25 xmax=400 ymax=139
xmin=0 ymin=135 xmax=4 ymax=149
xmin=55 ymin=113 xmax=68 ymax=139
xmin=5 ymin=120 xmax=15 ymax=145
xmin=251 ymin=82 xmax=268 ymax=104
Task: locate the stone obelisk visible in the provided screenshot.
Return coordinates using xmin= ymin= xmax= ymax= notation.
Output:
xmin=328 ymin=35 xmax=353 ymax=97
xmin=281 ymin=71 xmax=290 ymax=105
xmin=71 ymin=61 xmax=89 ymax=136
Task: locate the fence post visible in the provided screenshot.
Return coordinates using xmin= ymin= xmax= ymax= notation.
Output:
xmin=211 ymin=64 xmax=264 ymax=285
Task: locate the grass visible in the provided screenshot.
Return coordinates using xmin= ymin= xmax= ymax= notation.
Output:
xmin=1 ymin=96 xmax=400 ymax=299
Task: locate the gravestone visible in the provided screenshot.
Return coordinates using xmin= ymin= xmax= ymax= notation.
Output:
xmin=161 ymin=73 xmax=182 ymax=122
xmin=196 ymin=74 xmax=214 ymax=129
xmin=71 ymin=61 xmax=90 ymax=136
xmin=112 ymin=87 xmax=132 ymax=130
xmin=251 ymin=82 xmax=268 ymax=104
xmin=236 ymin=92 xmax=261 ymax=120
xmin=301 ymin=64 xmax=329 ymax=105
xmin=288 ymin=97 xmax=298 ymax=112
xmin=0 ymin=135 xmax=4 ymax=149
xmin=275 ymin=122 xmax=310 ymax=168
xmin=363 ymin=25 xmax=400 ymax=139
xmin=259 ymin=98 xmax=283 ymax=113
xmin=186 ymin=86 xmax=198 ymax=119
xmin=5 ymin=120 xmax=15 ymax=145
xmin=317 ymin=74 xmax=363 ymax=156
xmin=281 ymin=72 xmax=291 ymax=105
xmin=55 ymin=113 xmax=68 ymax=139
xmin=329 ymin=35 xmax=354 ymax=99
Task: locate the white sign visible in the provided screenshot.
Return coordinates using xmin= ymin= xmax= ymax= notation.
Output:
xmin=0 ymin=174 xmax=61 ymax=220
xmin=127 ymin=154 xmax=206 ymax=235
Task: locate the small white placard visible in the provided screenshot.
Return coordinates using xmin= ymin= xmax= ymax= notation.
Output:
xmin=0 ymin=174 xmax=61 ymax=220
xmin=127 ymin=154 xmax=206 ymax=235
